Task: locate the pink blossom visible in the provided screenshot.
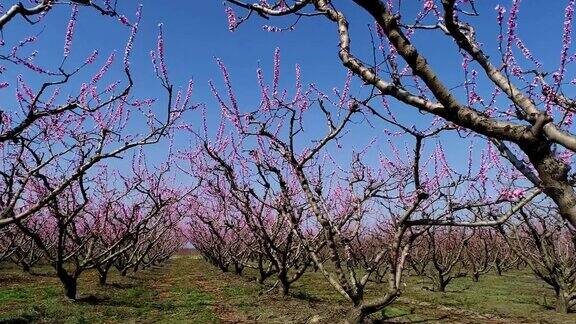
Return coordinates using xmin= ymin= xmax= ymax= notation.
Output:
xmin=225 ymin=7 xmax=237 ymax=32
xmin=84 ymin=50 xmax=98 ymax=65
xmin=124 ymin=5 xmax=143 ymax=68
xmin=256 ymin=67 xmax=271 ymax=112
xmin=500 ymin=188 xmax=525 ymax=201
xmin=495 ymin=5 xmax=506 ymax=24
xmin=118 ymin=15 xmax=130 ymax=26
xmin=156 ymin=23 xmax=169 ymax=81
xmin=555 ymin=0 xmax=575 ymax=87
xmin=63 ymin=5 xmax=79 ymax=57
xmin=272 ymin=47 xmax=281 ymax=97
xmin=91 ymin=52 xmax=116 ymax=84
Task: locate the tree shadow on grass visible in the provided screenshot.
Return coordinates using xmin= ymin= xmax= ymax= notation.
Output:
xmin=290 ymin=290 xmax=322 ymax=303
xmin=29 ymin=271 xmax=57 ymax=278
xmin=0 ymin=274 xmax=33 ymax=285
xmin=375 ymin=314 xmax=449 ymax=323
xmin=448 ymin=285 xmax=471 ymax=293
xmin=107 ymin=282 xmax=137 ymax=289
xmin=91 ymin=297 xmax=175 ymax=312
xmin=421 ymin=285 xmax=471 ymax=293
xmin=74 ymin=295 xmax=154 ymax=310
xmin=0 ymin=309 xmax=43 ymax=324
xmin=535 ymin=299 xmax=575 ymax=314
xmin=76 ymin=295 xmax=110 ymax=304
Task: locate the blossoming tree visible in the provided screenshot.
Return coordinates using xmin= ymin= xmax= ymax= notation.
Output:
xmin=223 ymin=0 xmax=576 ymax=229
xmin=186 ymin=47 xmax=541 ymax=322
xmin=0 ymin=1 xmax=186 ymax=228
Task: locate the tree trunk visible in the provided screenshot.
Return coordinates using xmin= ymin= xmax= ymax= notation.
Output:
xmin=435 ymin=277 xmax=448 ymax=292
xmin=472 ymin=273 xmax=480 ymax=282
xmin=64 ymin=279 xmax=77 ymax=300
xmin=278 ymin=271 xmax=290 ymax=296
xmin=345 ymin=307 xmax=367 ymax=324
xmin=217 ymin=260 xmax=229 ymax=272
xmin=98 ymin=269 xmax=109 ymax=286
xmin=436 ymin=283 xmax=446 ymax=292
xmin=279 ymin=282 xmax=289 ymax=295
xmin=56 ymin=260 xmax=78 ymax=300
xmin=234 ymin=263 xmax=243 ymax=276
xmin=556 ymin=291 xmax=570 ymax=314
xmin=58 ymin=273 xmax=78 ymax=300
xmin=257 ymin=263 xmax=273 ymax=284
xmin=495 ymin=262 xmax=503 ymax=276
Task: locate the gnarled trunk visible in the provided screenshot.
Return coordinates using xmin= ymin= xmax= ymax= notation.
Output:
xmin=21 ymin=263 xmax=31 ymax=273
xmin=98 ymin=268 xmax=109 ymax=286
xmin=344 ymin=292 xmax=400 ymax=324
xmin=495 ymin=261 xmax=503 ymax=276
xmin=472 ymin=273 xmax=480 ymax=282
xmin=434 ymin=275 xmax=449 ymax=292
xmin=278 ymin=270 xmax=290 ymax=295
xmin=233 ymin=262 xmax=244 ymax=276
xmin=57 ymin=271 xmax=78 ymax=300
xmin=555 ymin=290 xmax=570 ymax=314
xmin=345 ymin=307 xmax=368 ymax=324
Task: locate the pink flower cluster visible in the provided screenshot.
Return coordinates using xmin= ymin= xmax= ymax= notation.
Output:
xmin=91 ymin=52 xmax=116 ymax=84
xmin=500 ymin=188 xmax=525 ymax=201
xmin=225 ymin=7 xmax=237 ymax=32
xmin=124 ymin=5 xmax=143 ymax=68
xmin=555 ymin=0 xmax=575 ymax=87
xmin=118 ymin=15 xmax=131 ymax=26
xmin=85 ymin=50 xmax=99 ymax=65
xmin=63 ymin=5 xmax=79 ymax=57
xmin=156 ymin=24 xmax=169 ymax=82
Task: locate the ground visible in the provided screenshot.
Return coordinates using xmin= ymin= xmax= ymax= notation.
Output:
xmin=0 ymin=254 xmax=574 ymax=323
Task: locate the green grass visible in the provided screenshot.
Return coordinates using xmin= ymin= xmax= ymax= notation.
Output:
xmin=0 ymin=257 xmax=574 ymax=323
xmin=397 ymin=271 xmax=574 ymax=323
xmin=0 ymin=260 xmax=218 ymax=323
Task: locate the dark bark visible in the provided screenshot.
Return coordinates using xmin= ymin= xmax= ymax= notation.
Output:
xmin=233 ymin=262 xmax=244 ymax=276
xmin=57 ymin=270 xmax=78 ymax=300
xmin=556 ymin=292 xmax=569 ymax=314
xmin=345 ymin=307 xmax=367 ymax=324
xmin=472 ymin=273 xmax=480 ymax=283
xmin=495 ymin=261 xmax=503 ymax=276
xmin=436 ymin=281 xmax=447 ymax=292
xmin=278 ymin=271 xmax=290 ymax=295
xmin=344 ymin=291 xmax=400 ymax=323
xmin=98 ymin=268 xmax=109 ymax=286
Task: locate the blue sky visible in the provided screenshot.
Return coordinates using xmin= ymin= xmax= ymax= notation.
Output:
xmin=2 ymin=1 xmax=573 ymax=184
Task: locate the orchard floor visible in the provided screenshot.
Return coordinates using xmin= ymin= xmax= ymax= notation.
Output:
xmin=0 ymin=254 xmax=575 ymax=323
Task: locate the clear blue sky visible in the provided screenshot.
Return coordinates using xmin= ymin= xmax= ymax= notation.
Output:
xmin=2 ymin=1 xmax=572 ymax=181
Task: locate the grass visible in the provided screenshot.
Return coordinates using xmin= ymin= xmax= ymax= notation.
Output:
xmin=0 ymin=256 xmax=574 ymax=323
xmin=398 ymin=270 xmax=571 ymax=322
xmin=0 ymin=258 xmax=218 ymax=323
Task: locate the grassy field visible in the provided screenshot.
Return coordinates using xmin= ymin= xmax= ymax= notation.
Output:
xmin=0 ymin=254 xmax=574 ymax=323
